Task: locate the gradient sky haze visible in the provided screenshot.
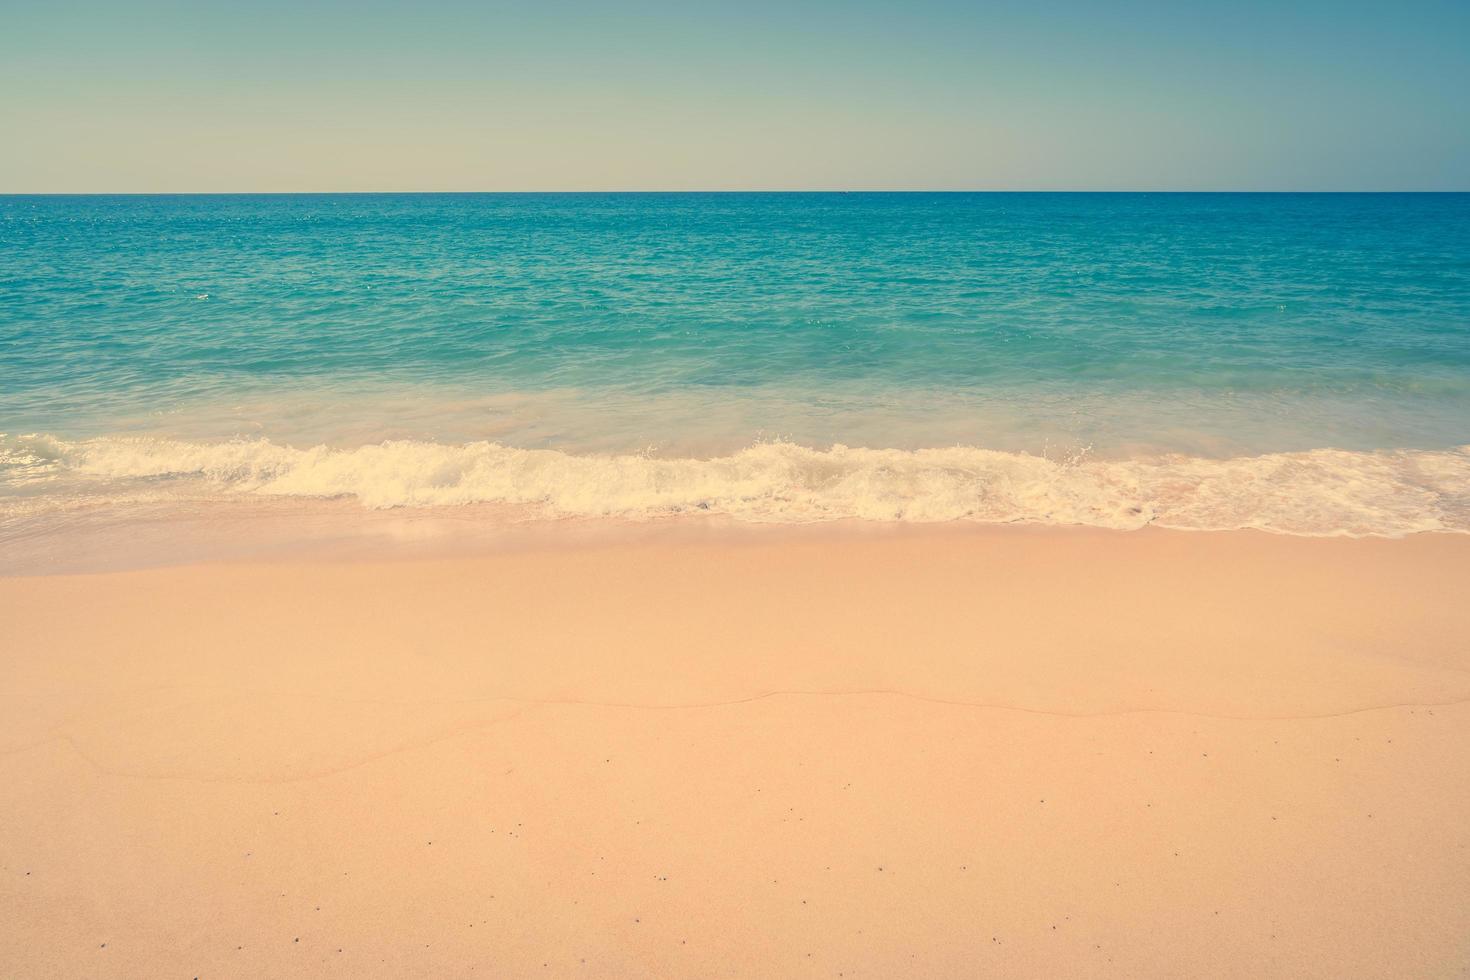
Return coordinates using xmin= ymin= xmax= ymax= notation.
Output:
xmin=3 ymin=0 xmax=1468 ymax=191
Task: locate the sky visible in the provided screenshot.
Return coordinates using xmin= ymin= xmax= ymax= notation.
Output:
xmin=2 ymin=0 xmax=1467 ymax=191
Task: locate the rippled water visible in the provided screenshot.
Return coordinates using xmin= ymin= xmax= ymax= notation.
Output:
xmin=3 ymin=193 xmax=1469 ymax=537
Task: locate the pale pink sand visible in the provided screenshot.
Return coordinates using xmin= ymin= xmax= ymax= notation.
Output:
xmin=2 ymin=525 xmax=1468 ymax=976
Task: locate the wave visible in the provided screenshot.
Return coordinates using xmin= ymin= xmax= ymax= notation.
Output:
xmin=3 ymin=434 xmax=1469 ymax=537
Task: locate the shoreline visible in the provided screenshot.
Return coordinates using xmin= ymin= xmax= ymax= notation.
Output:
xmin=4 ymin=525 xmax=1469 ymax=975
xmin=5 ymin=490 xmax=1470 ymax=578
xmin=5 ymin=434 xmax=1469 ymax=554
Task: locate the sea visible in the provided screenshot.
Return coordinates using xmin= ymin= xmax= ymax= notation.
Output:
xmin=3 ymin=192 xmax=1469 ymax=554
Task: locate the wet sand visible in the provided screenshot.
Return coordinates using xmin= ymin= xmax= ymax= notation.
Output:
xmin=2 ymin=525 xmax=1469 ymax=977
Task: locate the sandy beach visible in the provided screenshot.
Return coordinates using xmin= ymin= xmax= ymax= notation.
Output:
xmin=2 ymin=524 xmax=1468 ymax=977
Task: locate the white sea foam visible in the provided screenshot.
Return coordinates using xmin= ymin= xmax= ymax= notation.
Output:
xmin=3 ymin=434 xmax=1468 ymax=537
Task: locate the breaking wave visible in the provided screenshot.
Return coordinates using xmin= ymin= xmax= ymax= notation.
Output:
xmin=3 ymin=434 xmax=1469 ymax=537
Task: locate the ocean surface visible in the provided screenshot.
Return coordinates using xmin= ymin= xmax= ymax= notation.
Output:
xmin=3 ymin=192 xmax=1469 ymax=541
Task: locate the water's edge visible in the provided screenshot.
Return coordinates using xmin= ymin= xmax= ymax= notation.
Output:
xmin=5 ymin=433 xmax=1467 ymax=541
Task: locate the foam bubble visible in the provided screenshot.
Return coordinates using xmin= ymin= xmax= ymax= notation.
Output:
xmin=4 ymin=433 xmax=1468 ymax=537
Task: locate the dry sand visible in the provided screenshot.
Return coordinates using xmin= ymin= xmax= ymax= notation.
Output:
xmin=2 ymin=524 xmax=1469 ymax=977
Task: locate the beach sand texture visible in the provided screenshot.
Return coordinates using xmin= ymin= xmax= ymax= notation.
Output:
xmin=3 ymin=526 xmax=1469 ymax=977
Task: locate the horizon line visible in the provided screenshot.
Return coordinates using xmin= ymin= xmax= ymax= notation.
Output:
xmin=4 ymin=188 xmax=1469 ymax=196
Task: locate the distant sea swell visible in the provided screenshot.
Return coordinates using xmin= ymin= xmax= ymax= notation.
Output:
xmin=4 ymin=433 xmax=1467 ymax=537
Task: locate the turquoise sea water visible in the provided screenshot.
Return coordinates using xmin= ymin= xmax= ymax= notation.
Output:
xmin=3 ymin=193 xmax=1469 ymax=536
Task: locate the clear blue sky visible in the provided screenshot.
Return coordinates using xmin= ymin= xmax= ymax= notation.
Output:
xmin=2 ymin=0 xmax=1467 ymax=191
